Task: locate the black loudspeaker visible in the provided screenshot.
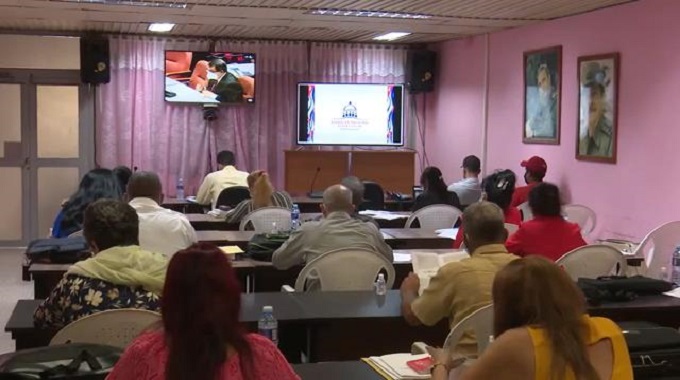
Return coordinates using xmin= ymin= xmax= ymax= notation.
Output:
xmin=406 ymin=50 xmax=437 ymax=94
xmin=80 ymin=37 xmax=110 ymax=84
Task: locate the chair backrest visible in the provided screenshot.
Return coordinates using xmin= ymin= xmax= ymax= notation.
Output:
xmin=634 ymin=221 xmax=680 ymax=279
xmin=239 ymin=207 xmax=292 ymax=232
xmin=405 ymin=204 xmax=462 ymax=230
xmin=50 ymin=309 xmax=161 ymax=348
xmin=216 ymin=186 xmax=251 ymax=209
xmin=443 ymin=304 xmax=494 ymax=355
xmin=563 ymin=204 xmax=597 ymax=236
xmin=362 ymin=181 xmax=385 ymax=210
xmin=556 ymin=245 xmax=627 ymax=281
xmin=518 ymin=202 xmax=533 ymax=222
xmin=294 ymin=248 xmax=395 ymax=291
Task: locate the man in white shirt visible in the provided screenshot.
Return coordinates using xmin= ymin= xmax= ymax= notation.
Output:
xmin=272 ymin=184 xmax=393 ymax=270
xmin=447 ymin=155 xmax=483 ymax=207
xmin=195 ymin=150 xmax=249 ymax=207
xmin=127 ymin=171 xmax=197 ymax=257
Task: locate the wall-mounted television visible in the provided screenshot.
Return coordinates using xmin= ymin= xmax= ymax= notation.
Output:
xmin=164 ymin=51 xmax=256 ymax=104
xmin=297 ymin=83 xmax=404 ymax=146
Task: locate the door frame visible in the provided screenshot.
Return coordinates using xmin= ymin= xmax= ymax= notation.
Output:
xmin=0 ymin=69 xmax=95 ymax=246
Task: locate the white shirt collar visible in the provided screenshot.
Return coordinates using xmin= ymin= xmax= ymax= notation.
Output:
xmin=129 ymin=197 xmax=162 ymax=209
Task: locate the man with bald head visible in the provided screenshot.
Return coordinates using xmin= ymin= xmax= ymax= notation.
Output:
xmin=272 ymin=184 xmax=392 ymax=276
xmin=400 ymin=201 xmax=518 ymax=356
xmin=127 ymin=171 xmax=197 ymax=257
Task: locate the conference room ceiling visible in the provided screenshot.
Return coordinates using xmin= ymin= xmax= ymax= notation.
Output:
xmin=0 ymin=0 xmax=635 ymax=43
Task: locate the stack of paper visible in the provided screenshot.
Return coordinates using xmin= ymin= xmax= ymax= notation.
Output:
xmin=359 ymin=210 xmax=409 ymax=221
xmin=435 ymin=228 xmax=459 ymax=239
xmin=364 ymin=353 xmax=431 ymax=380
xmin=411 ymin=250 xmax=469 ymax=295
xmin=219 ymin=246 xmax=243 ymax=256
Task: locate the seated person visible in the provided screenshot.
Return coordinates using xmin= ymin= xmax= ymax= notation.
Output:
xmin=272 ymin=184 xmax=393 ymax=270
xmin=454 ymin=170 xmax=521 ymax=248
xmin=506 ymin=183 xmax=586 ymax=261
xmin=429 ymin=256 xmax=633 ymax=380
xmin=311 ymin=176 xmax=379 ymax=227
xmin=51 ymin=168 xmax=122 ymax=238
xmin=511 ymin=155 xmax=547 ymax=208
xmin=196 ymin=150 xmax=249 ymax=207
xmin=113 ymin=165 xmax=132 ymax=194
xmin=400 ymin=201 xmax=518 ymax=356
xmin=447 ymin=155 xmax=482 ymax=207
xmin=35 ymin=199 xmax=169 ymax=329
xmin=413 ymin=166 xmax=461 ymax=212
xmin=225 ymin=170 xmax=293 ymax=224
xmin=127 ymin=171 xmax=197 ymax=257
xmin=108 ymin=243 xmax=300 ymax=380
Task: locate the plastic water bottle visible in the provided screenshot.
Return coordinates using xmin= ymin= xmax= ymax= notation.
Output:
xmin=671 ymin=246 xmax=680 ymax=284
xmin=291 ymin=204 xmax=301 ymax=231
xmin=258 ymin=305 xmax=278 ymax=346
xmin=176 ymin=177 xmax=185 ymax=200
xmin=375 ymin=273 xmax=387 ymax=296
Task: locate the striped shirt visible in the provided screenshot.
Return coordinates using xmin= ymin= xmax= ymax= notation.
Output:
xmin=225 ymin=191 xmax=294 ymax=224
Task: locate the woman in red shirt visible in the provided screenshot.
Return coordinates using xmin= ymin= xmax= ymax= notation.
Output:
xmin=506 ymin=183 xmax=586 ymax=261
xmin=454 ymin=170 xmax=521 ymax=248
xmin=108 ymin=243 xmax=300 ymax=380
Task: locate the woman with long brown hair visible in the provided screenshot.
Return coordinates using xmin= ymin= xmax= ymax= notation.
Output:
xmin=107 ymin=243 xmax=300 ymax=380
xmin=225 ymin=170 xmax=294 ymax=224
xmin=429 ymin=256 xmax=633 ymax=380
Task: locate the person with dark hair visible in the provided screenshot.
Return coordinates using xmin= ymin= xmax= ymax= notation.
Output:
xmin=196 ymin=150 xmax=249 ymax=207
xmin=453 ymin=170 xmax=521 ymax=248
xmin=112 ymin=165 xmax=132 ymax=193
xmin=201 ymin=58 xmax=244 ymax=103
xmin=511 ymin=155 xmax=547 ymax=207
xmin=428 ymin=257 xmax=633 ymax=379
xmin=128 ymin=171 xmax=197 ymax=257
xmin=51 ymin=168 xmax=122 ymax=238
xmin=413 ymin=166 xmax=461 ymax=212
xmin=35 ymin=199 xmax=168 ymax=328
xmin=447 ymin=155 xmax=482 ymax=207
xmin=506 ymin=183 xmax=586 ymax=261
xmin=107 ymin=243 xmax=300 ymax=380
xmin=400 ymin=202 xmax=518 ymax=356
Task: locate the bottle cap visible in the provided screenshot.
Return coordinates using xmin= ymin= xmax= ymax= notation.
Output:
xmin=263 ymin=305 xmax=273 ymax=313
xmin=378 ymin=273 xmax=385 ymax=279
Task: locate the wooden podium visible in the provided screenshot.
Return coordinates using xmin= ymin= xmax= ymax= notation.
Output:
xmin=284 ymin=150 xmax=415 ymax=194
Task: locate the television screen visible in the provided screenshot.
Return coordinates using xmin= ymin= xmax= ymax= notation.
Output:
xmin=164 ymin=51 xmax=256 ymax=104
xmin=297 ymin=83 xmax=404 ymax=146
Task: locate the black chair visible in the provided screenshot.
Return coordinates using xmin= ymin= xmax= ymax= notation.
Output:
xmin=216 ymin=186 xmax=251 ymax=209
xmin=361 ymin=181 xmax=385 ymax=210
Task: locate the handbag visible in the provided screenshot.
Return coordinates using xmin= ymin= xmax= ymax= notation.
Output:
xmin=577 ymin=276 xmax=673 ymax=305
xmin=246 ymin=232 xmax=290 ymax=261
xmin=0 ymin=343 xmax=121 ymax=379
xmin=623 ymin=324 xmax=680 ymax=379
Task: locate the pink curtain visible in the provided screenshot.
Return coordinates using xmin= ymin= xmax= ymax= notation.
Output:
xmin=96 ymin=37 xmax=411 ymax=194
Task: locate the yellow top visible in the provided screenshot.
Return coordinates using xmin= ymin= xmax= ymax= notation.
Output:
xmin=526 ymin=316 xmax=633 ymax=380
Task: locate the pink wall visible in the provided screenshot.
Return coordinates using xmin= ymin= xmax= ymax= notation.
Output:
xmin=424 ymin=36 xmax=485 ymax=185
xmin=428 ymin=0 xmax=680 ymax=241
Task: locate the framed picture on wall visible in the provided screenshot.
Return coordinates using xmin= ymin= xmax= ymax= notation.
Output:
xmin=523 ymin=46 xmax=562 ymax=145
xmin=576 ymin=53 xmax=620 ymax=163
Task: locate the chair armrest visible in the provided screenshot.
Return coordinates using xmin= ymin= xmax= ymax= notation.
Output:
xmin=281 ymin=285 xmax=295 ymax=292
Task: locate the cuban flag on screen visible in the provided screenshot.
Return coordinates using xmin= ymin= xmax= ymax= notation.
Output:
xmin=386 ymin=85 xmax=394 ymax=143
xmin=307 ymin=85 xmax=316 ymax=142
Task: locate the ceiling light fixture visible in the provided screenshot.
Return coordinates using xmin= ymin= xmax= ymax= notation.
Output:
xmin=306 ymin=9 xmax=432 ymax=20
xmin=51 ymin=0 xmax=189 ymax=9
xmin=373 ymin=32 xmax=412 ymax=41
xmin=148 ymin=23 xmax=176 ymax=32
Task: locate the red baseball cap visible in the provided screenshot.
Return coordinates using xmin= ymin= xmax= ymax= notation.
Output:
xmin=521 ymin=156 xmax=547 ymax=175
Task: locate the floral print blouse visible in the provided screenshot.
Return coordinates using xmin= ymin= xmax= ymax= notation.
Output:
xmin=34 ymin=274 xmax=161 ymax=329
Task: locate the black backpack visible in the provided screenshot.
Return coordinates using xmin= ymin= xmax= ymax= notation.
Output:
xmin=26 ymin=237 xmax=91 ymax=264
xmin=0 ymin=343 xmax=121 ymax=379
xmin=623 ymin=324 xmax=680 ymax=379
xmin=246 ymin=232 xmax=290 ymax=261
xmin=577 ymin=276 xmax=673 ymax=305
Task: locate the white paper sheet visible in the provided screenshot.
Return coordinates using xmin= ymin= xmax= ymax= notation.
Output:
xmin=435 ymin=228 xmax=459 ymax=239
xmin=663 ymin=288 xmax=680 ymax=298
